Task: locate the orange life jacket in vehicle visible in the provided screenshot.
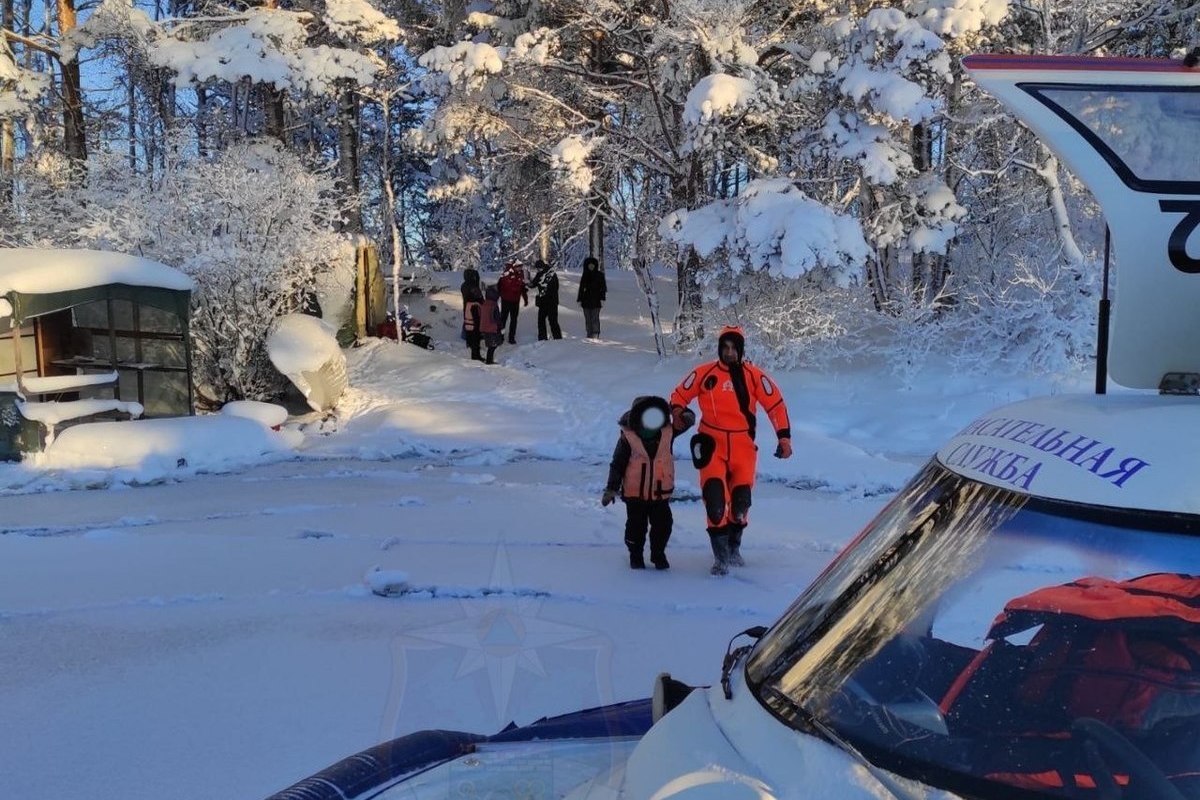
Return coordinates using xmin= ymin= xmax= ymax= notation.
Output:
xmin=621 ymin=428 xmax=674 ymax=500
xmin=942 ymin=574 xmax=1200 ymax=793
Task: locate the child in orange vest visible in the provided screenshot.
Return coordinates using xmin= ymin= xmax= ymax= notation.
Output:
xmin=602 ymin=396 xmax=693 ymax=569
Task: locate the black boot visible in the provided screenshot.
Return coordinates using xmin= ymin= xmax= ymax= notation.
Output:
xmin=648 ymin=509 xmax=671 ymax=570
xmin=708 ymin=531 xmax=730 ymax=576
xmin=727 ymin=524 xmax=745 ymax=567
xmin=629 ymin=551 xmax=646 ymax=569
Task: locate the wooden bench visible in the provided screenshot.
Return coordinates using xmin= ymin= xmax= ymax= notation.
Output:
xmin=16 ymin=396 xmax=144 ymax=445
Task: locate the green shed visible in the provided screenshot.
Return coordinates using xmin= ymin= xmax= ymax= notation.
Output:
xmin=0 ymin=248 xmax=195 ymax=460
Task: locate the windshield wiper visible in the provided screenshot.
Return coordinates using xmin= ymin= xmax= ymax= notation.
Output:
xmin=720 ymin=626 xmax=768 ymax=699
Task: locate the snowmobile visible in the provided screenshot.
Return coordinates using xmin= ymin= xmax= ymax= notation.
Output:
xmin=267 ymin=53 xmax=1200 ymax=800
xmin=400 ymin=319 xmax=434 ymax=351
xmin=377 ymin=309 xmax=435 ymax=350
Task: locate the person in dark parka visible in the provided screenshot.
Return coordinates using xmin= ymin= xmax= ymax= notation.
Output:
xmin=530 ymin=259 xmax=563 ymax=340
xmin=602 ymin=395 xmax=694 ymax=570
xmin=460 ymin=267 xmax=481 ymax=341
xmin=577 ymin=256 xmax=607 ymax=338
xmin=462 ymin=282 xmax=484 ymax=361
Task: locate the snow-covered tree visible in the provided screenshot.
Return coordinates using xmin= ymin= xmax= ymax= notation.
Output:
xmin=4 ymin=139 xmax=351 ymax=404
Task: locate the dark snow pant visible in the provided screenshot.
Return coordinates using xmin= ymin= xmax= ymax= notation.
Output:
xmin=537 ymin=303 xmax=562 ymax=340
xmin=499 ymin=300 xmax=521 ymax=344
xmin=465 ymin=331 xmax=483 ymax=361
xmin=624 ymin=499 xmax=672 ymax=560
xmin=583 ymin=307 xmax=601 ymax=338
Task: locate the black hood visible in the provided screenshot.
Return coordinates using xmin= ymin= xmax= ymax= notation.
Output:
xmin=718 ymin=329 xmax=745 ymax=362
xmin=619 ymin=395 xmax=670 ymax=433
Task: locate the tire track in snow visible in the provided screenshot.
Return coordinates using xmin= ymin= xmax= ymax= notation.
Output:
xmin=0 ymin=581 xmax=780 ymax=621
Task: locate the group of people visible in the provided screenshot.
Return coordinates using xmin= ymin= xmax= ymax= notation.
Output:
xmin=602 ymin=326 xmax=793 ymax=576
xmin=459 ymin=257 xmax=609 ymax=361
xmin=460 ymin=262 xmax=791 ymax=577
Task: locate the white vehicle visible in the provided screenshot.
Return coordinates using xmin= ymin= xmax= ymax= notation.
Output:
xmin=269 ymin=53 xmax=1200 ymax=800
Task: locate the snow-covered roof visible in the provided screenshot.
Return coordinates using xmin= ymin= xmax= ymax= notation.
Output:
xmin=0 ymin=248 xmax=194 ymax=296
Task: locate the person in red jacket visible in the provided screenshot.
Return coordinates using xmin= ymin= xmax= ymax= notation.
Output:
xmin=670 ymin=326 xmax=792 ymax=575
xmin=496 ymin=261 xmax=529 ymax=345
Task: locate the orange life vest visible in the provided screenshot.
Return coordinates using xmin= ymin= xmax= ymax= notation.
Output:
xmin=463 ymin=300 xmax=481 ymax=331
xmin=621 ymin=428 xmax=674 ymax=500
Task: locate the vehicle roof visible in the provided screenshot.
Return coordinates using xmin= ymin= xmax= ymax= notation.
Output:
xmin=936 ymin=393 xmax=1200 ymax=515
xmin=963 ymin=55 xmax=1200 ymax=391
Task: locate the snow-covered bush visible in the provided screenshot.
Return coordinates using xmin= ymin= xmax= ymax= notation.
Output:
xmin=0 ymin=38 xmax=49 ymax=118
xmin=4 ymin=140 xmax=352 ymax=405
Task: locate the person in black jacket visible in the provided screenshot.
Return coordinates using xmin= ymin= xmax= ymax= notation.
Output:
xmin=577 ymin=256 xmax=607 ymax=338
xmin=530 ymin=260 xmax=563 ymax=340
xmin=462 ymin=282 xmax=484 ymax=361
xmin=460 ymin=267 xmax=481 ymax=341
xmin=602 ymin=396 xmax=694 ymax=570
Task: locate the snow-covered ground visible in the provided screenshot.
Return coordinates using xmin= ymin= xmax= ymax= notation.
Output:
xmin=0 ymin=268 xmax=1082 ymax=800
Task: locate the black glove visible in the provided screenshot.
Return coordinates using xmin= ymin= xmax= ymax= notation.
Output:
xmin=601 ymin=490 xmax=617 ymax=506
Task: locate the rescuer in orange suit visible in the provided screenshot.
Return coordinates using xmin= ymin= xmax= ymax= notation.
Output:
xmin=670 ymin=326 xmax=792 ymax=575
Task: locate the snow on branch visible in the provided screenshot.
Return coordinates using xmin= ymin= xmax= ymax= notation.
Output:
xmin=0 ymin=38 xmax=50 ymax=117
xmin=549 ymin=135 xmax=597 ymax=194
xmin=510 ymin=28 xmax=558 ymax=66
xmin=152 ymin=10 xmax=382 ymax=92
xmin=684 ymin=73 xmax=757 ymax=127
xmin=62 ymin=0 xmax=157 ymax=63
xmin=822 ymin=111 xmax=913 ymax=186
xmin=908 ymin=0 xmax=1010 ymax=38
xmin=683 ymin=71 xmax=781 ymax=155
xmin=418 ymin=41 xmax=505 ymax=93
xmin=68 ymin=0 xmax=394 ymax=93
xmin=321 ymin=0 xmax=400 ymax=44
xmin=660 ymin=178 xmax=870 ymax=287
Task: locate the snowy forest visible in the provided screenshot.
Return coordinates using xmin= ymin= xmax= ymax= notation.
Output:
xmin=2 ymin=0 xmax=1198 ymax=404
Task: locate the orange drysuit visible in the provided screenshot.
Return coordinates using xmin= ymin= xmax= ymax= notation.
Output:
xmin=670 ymin=340 xmax=790 ymax=533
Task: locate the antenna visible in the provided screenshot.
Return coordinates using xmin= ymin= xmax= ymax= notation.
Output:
xmin=1096 ymin=226 xmax=1111 ymax=395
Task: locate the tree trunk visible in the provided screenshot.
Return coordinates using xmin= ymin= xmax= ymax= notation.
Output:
xmin=126 ymin=54 xmax=137 ymax=169
xmin=263 ymin=86 xmax=286 ymax=143
xmin=910 ymin=122 xmax=935 ymax=302
xmin=934 ymin=68 xmax=964 ymax=302
xmin=379 ymin=90 xmax=404 ymax=320
xmin=588 ymin=190 xmax=604 ymax=267
xmin=336 ymin=79 xmax=362 ymax=232
xmin=672 ymin=153 xmax=705 ymax=347
xmin=196 ymin=84 xmax=209 ymax=157
xmin=633 ymin=256 xmax=666 ymax=356
xmin=859 ymin=184 xmax=888 ymax=311
xmin=1 ymin=0 xmax=14 ymax=204
xmin=55 ymin=0 xmax=87 ymax=168
xmin=1035 ymin=146 xmax=1085 ymax=266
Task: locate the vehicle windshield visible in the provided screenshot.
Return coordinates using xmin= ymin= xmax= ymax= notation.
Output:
xmin=746 ymin=461 xmax=1200 ymax=800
